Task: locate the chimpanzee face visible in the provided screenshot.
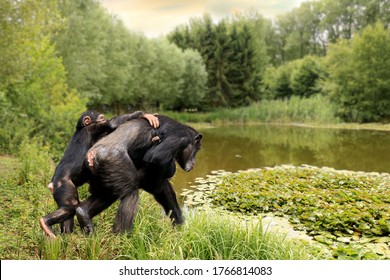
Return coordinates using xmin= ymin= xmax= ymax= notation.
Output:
xmin=176 ymin=133 xmax=202 ymax=172
xmin=95 ymin=114 xmax=106 ymax=123
xmin=76 ymin=110 xmax=106 ymax=130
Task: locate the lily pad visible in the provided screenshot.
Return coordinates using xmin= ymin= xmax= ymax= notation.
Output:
xmin=336 ymin=237 xmax=351 ymax=243
xmin=182 ymin=165 xmax=390 ymax=259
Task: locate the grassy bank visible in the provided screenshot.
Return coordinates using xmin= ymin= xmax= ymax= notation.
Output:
xmin=164 ymin=95 xmax=339 ymax=125
xmin=163 ymin=95 xmax=390 ymax=132
xmin=0 ymin=184 xmax=314 ymax=260
xmin=0 ymin=152 xmax=315 ymax=260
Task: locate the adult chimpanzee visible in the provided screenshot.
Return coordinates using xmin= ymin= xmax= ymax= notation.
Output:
xmin=76 ymin=115 xmax=203 ymax=234
xmin=39 ymin=110 xmax=159 ymax=238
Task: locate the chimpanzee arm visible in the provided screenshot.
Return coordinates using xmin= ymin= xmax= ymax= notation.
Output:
xmin=143 ymin=136 xmax=188 ymax=166
xmin=152 ymin=179 xmax=183 ymax=225
xmin=108 ymin=111 xmax=144 ymax=129
xmin=110 ymin=111 xmax=159 ymax=129
xmin=88 ymin=111 xmax=149 ymax=140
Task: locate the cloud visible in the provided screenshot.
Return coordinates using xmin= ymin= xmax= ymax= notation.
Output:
xmin=206 ymin=0 xmax=305 ymax=19
xmin=153 ymin=3 xmax=191 ymax=12
xmin=101 ymin=0 xmax=307 ymax=37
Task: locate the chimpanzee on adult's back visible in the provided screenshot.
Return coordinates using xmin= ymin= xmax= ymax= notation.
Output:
xmin=39 ymin=110 xmax=159 ymax=238
xmin=76 ymin=115 xmax=203 ymax=234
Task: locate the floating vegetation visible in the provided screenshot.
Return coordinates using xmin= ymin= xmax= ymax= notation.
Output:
xmin=182 ymin=165 xmax=390 ymax=259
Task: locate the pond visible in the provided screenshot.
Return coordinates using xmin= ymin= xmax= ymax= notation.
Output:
xmin=172 ymin=124 xmax=390 ymax=193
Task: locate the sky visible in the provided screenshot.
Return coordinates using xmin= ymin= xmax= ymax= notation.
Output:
xmin=101 ymin=0 xmax=308 ymax=38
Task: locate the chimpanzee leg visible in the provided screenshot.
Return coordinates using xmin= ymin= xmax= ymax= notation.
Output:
xmin=113 ymin=190 xmax=139 ymax=233
xmin=76 ymin=194 xmax=116 ymax=235
xmin=152 ymin=179 xmax=183 ymax=225
xmin=78 ymin=151 xmax=140 ymax=234
xmin=40 ymin=181 xmax=79 ymax=238
xmin=60 ymin=218 xmax=74 ymax=234
xmin=40 ymin=209 xmax=72 ymax=238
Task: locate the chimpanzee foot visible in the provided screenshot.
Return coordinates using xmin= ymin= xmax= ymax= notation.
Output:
xmin=47 ymin=182 xmax=54 ymax=194
xmin=171 ymin=214 xmax=184 ymax=226
xmin=76 ymin=207 xmax=94 ymax=235
xmin=87 ymin=150 xmax=96 ymax=167
xmin=39 ymin=217 xmax=56 ymax=239
xmin=60 ymin=218 xmax=75 ymax=234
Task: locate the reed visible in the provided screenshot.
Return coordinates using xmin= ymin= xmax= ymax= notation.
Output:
xmin=163 ymin=95 xmax=338 ymax=125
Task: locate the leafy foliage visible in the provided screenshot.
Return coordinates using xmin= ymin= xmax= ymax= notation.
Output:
xmin=261 ymin=56 xmax=325 ymax=100
xmin=54 ymin=1 xmax=207 ymax=112
xmin=325 ymin=22 xmax=390 ymax=122
xmin=0 ymin=0 xmax=85 ymax=154
xmin=18 ymin=140 xmax=53 ymax=185
xmin=267 ymin=0 xmax=390 ymax=65
xmin=168 ymin=12 xmax=267 ymax=109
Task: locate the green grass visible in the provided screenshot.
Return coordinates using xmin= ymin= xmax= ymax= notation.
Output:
xmin=163 ymin=95 xmax=339 ymax=125
xmin=0 ymin=179 xmax=315 ymax=260
xmin=0 ymin=155 xmax=20 ymax=180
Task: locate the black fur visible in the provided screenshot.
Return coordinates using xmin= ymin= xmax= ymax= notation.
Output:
xmin=76 ymin=115 xmax=203 ymax=234
xmin=39 ymin=110 xmax=145 ymax=237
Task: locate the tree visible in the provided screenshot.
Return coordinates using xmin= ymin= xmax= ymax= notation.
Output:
xmin=173 ymin=49 xmax=207 ymax=110
xmin=0 ymin=0 xmax=85 ymax=152
xmin=147 ymin=39 xmax=185 ymax=110
xmin=54 ymin=0 xmax=207 ymax=113
xmin=225 ymin=14 xmax=267 ymax=106
xmin=213 ymin=19 xmax=233 ymax=106
xmin=98 ymin=19 xmax=134 ymax=112
xmin=290 ymin=56 xmax=324 ymax=98
xmin=196 ymin=14 xmax=222 ymax=108
xmin=261 ymin=62 xmax=296 ymax=100
xmin=281 ymin=2 xmax=324 ymax=60
xmin=55 ymin=0 xmax=110 ymax=104
xmin=267 ymin=0 xmax=390 ymax=64
xmin=325 ymin=22 xmax=390 ymax=122
xmin=168 ymin=12 xmax=268 ymax=109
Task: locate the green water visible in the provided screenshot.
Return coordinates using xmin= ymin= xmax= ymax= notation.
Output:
xmin=172 ymin=124 xmax=390 ymax=191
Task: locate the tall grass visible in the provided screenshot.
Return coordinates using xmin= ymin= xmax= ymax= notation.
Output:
xmin=164 ymin=95 xmax=338 ymax=124
xmin=36 ymin=196 xmax=315 ymax=260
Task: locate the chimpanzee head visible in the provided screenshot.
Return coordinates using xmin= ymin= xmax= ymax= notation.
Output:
xmin=142 ymin=117 xmax=203 ymax=172
xmin=76 ymin=110 xmax=106 ymax=130
xmin=176 ymin=133 xmax=203 ymax=172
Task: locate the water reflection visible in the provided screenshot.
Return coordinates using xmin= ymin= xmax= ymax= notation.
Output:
xmin=172 ymin=125 xmax=390 ymax=192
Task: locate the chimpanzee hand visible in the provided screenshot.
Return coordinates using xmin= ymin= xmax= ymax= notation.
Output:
xmin=143 ymin=113 xmax=159 ymax=128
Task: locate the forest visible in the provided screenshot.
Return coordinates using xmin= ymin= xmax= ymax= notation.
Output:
xmin=1 ymin=0 xmax=390 ymax=154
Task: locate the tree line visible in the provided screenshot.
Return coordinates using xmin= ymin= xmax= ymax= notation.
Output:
xmin=168 ymin=0 xmax=390 ymax=121
xmin=0 ymin=0 xmax=206 ymax=152
xmin=54 ymin=0 xmax=207 ymax=112
xmin=1 ymin=0 xmax=389 ymax=153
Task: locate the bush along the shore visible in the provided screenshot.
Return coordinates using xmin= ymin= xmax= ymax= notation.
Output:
xmin=182 ymin=165 xmax=390 ymax=260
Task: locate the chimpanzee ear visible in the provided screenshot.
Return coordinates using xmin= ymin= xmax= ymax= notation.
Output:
xmin=195 ymin=133 xmax=203 ymax=142
xmin=83 ymin=116 xmax=92 ymax=127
